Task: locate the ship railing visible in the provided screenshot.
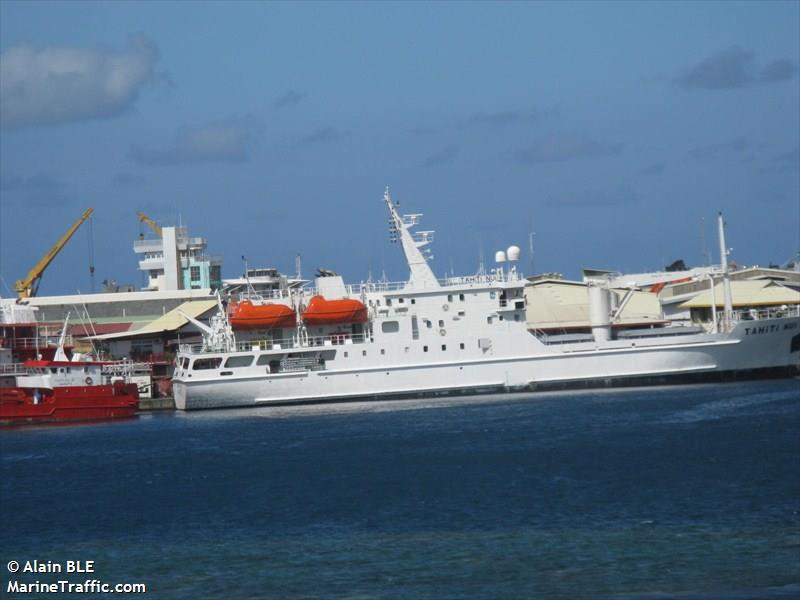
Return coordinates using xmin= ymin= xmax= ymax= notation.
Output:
xmin=133 ymin=239 xmax=163 ymax=252
xmin=348 ymin=273 xmax=516 ymax=295
xmin=0 ymin=362 xmax=27 ymax=375
xmin=178 ymin=332 xmax=370 ymax=355
xmin=0 ymin=334 xmax=75 ymax=350
xmin=101 ymin=360 xmax=152 ymax=378
xmin=441 ymin=272 xmax=520 ymax=286
xmin=233 ymin=272 xmax=524 ymax=300
xmin=233 ymin=289 xmax=293 ymax=302
xmin=228 ymin=272 xmax=528 ymax=302
xmin=730 ymin=305 xmax=800 ymax=323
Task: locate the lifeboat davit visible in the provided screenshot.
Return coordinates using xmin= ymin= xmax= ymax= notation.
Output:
xmin=302 ymin=296 xmax=368 ymax=326
xmin=229 ymin=300 xmax=297 ymax=330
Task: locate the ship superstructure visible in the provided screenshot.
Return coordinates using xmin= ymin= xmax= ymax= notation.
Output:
xmin=172 ymin=189 xmax=800 ymax=410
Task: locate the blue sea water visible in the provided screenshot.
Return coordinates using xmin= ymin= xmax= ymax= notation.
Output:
xmin=1 ymin=380 xmax=799 ymax=599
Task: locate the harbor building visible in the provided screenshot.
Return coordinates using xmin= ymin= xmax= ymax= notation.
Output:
xmin=134 ymin=226 xmax=223 ymax=291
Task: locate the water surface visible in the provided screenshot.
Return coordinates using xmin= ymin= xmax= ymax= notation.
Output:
xmin=2 ymin=380 xmax=799 ymax=598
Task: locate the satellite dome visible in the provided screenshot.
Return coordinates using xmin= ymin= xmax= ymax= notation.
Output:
xmin=506 ymin=245 xmax=521 ymax=261
xmin=495 ymin=250 xmax=507 ymax=263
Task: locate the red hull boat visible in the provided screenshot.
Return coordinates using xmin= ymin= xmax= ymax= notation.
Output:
xmin=0 ymin=359 xmax=143 ymax=426
xmin=1 ymin=304 xmax=145 ymax=425
xmin=1 ymin=383 xmax=138 ymax=425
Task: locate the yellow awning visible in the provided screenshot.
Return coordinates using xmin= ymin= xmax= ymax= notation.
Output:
xmin=90 ymin=300 xmax=218 ymax=339
xmin=680 ymin=280 xmax=800 ymax=308
xmin=524 ymin=281 xmax=663 ymax=329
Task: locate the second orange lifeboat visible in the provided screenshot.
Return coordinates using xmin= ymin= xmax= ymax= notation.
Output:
xmin=229 ymin=300 xmax=297 ymax=330
xmin=302 ymin=296 xmax=368 ymax=326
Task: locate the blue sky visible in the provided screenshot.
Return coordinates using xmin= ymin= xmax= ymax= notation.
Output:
xmin=1 ymin=1 xmax=798 ymax=295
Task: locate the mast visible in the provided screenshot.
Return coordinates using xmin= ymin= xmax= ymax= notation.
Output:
xmin=717 ymin=212 xmax=733 ymax=325
xmin=383 ymin=187 xmax=440 ymax=289
xmin=54 ymin=313 xmax=70 ymax=362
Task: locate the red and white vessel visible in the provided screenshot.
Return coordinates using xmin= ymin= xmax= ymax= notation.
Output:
xmin=0 ymin=360 xmax=142 ymax=425
xmin=0 ymin=302 xmax=146 ymax=425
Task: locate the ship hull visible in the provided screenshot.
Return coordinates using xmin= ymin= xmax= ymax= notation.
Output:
xmin=0 ymin=383 xmax=139 ymax=425
xmin=174 ymin=316 xmax=800 ymax=410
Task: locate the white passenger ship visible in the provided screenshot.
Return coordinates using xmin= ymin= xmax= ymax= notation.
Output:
xmin=173 ymin=189 xmax=800 ymax=410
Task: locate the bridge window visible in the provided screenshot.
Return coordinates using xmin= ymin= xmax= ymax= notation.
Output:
xmin=192 ymin=357 xmax=222 ymax=370
xmin=224 ymin=355 xmax=254 ymax=368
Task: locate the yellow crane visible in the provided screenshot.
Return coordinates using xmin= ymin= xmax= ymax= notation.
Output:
xmin=136 ymin=211 xmax=162 ymax=238
xmin=15 ymin=207 xmax=94 ymax=299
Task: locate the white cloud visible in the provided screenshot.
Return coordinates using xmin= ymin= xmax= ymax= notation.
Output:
xmin=1 ymin=34 xmax=159 ymax=128
xmin=516 ymin=134 xmax=623 ymax=165
xmin=676 ymin=47 xmax=797 ymax=90
xmin=129 ymin=117 xmax=260 ymax=165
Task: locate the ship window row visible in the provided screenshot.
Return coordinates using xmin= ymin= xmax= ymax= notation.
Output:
xmin=383 ymin=297 xmax=416 ymax=307
xmin=446 ymin=294 xmax=466 ymax=302
xmin=192 ymin=337 xmax=475 ymax=370
xmin=186 ymin=339 xmax=474 ymax=370
xmin=422 ymin=343 xmax=467 ymax=352
xmin=187 ymin=355 xmax=258 ymax=369
xmin=487 ymin=314 xmax=521 ymax=324
xmin=190 ymin=354 xmax=315 ymax=370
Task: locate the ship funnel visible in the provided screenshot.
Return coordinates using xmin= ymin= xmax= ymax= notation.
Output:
xmin=495 ymin=251 xmax=507 ymax=263
xmin=587 ymin=281 xmax=613 ymax=344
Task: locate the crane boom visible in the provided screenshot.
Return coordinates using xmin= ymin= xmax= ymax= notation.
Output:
xmin=136 ymin=211 xmax=162 ymax=238
xmin=15 ymin=208 xmax=94 ymax=298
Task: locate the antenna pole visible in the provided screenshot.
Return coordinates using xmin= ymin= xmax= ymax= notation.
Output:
xmin=528 ymin=230 xmax=536 ymax=275
xmin=717 ymin=212 xmax=733 ymax=327
xmin=88 ymin=216 xmax=95 ymax=293
xmin=477 ymin=238 xmax=485 ymax=277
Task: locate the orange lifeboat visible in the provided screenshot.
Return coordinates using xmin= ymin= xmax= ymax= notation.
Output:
xmin=302 ymin=296 xmax=368 ymax=326
xmin=229 ymin=300 xmax=296 ymax=330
